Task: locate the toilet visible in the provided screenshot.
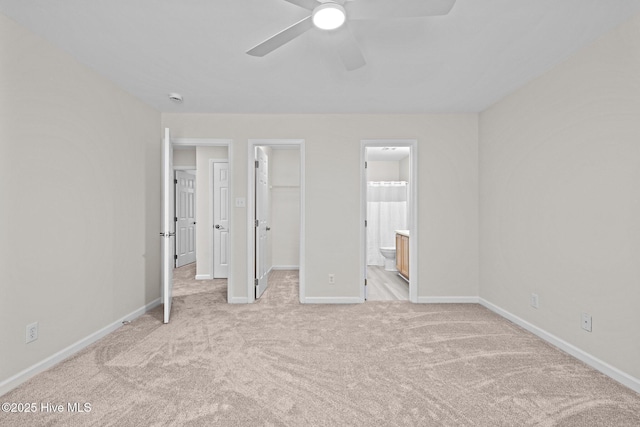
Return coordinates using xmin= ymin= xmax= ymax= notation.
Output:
xmin=379 ymin=247 xmax=397 ymax=271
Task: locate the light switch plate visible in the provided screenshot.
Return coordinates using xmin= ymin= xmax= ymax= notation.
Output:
xmin=530 ymin=293 xmax=539 ymax=309
xmin=581 ymin=313 xmax=592 ymax=332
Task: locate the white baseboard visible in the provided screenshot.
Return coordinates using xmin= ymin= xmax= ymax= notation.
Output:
xmin=228 ymin=297 xmax=248 ymax=304
xmin=195 ymin=274 xmax=213 ymax=280
xmin=302 ymin=296 xmax=363 ymax=304
xmin=479 ymin=298 xmax=640 ymax=394
xmin=417 ymin=296 xmax=480 ymax=304
xmin=271 ymin=265 xmax=300 ymax=270
xmin=300 ymin=296 xmax=478 ymax=304
xmin=0 ymin=298 xmax=161 ymax=397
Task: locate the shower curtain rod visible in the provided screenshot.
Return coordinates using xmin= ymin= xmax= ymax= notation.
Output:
xmin=367 ymin=181 xmax=407 ymax=185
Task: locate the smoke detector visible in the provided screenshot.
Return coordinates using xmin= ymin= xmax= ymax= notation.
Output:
xmin=168 ymin=93 xmax=183 ymax=103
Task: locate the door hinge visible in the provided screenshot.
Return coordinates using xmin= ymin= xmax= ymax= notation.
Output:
xmin=174 ymin=179 xmax=178 ymax=184
xmin=174 ymin=217 xmax=177 ymax=222
xmin=255 ymin=160 xmax=259 ymax=168
xmin=365 ymin=161 xmax=367 ymax=169
xmin=364 ymin=279 xmax=367 ymax=286
xmin=254 ymin=278 xmax=258 ymax=287
xmin=255 ymin=219 xmax=259 ymax=227
xmin=174 ymin=255 xmax=178 ymax=260
xmin=365 ymin=220 xmax=367 ymax=227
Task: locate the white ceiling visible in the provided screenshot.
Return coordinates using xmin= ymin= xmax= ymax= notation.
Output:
xmin=1 ymin=0 xmax=639 ymax=114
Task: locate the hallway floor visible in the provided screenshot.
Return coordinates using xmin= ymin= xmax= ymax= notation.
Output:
xmin=173 ymin=263 xmax=227 ymax=298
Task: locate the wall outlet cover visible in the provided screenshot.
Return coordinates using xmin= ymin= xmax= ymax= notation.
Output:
xmin=26 ymin=322 xmax=38 ymax=343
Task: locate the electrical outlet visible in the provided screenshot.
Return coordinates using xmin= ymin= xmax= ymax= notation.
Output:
xmin=328 ymin=274 xmax=335 ymax=285
xmin=530 ymin=293 xmax=539 ymax=309
xmin=581 ymin=313 xmax=592 ymax=332
xmin=26 ymin=322 xmax=38 ymax=344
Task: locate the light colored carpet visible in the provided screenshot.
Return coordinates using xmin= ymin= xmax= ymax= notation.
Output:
xmin=2 ymin=269 xmax=639 ymax=426
xmin=172 ymin=263 xmax=227 ymax=299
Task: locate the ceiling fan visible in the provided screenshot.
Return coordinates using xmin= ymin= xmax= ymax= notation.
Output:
xmin=246 ymin=0 xmax=457 ymax=71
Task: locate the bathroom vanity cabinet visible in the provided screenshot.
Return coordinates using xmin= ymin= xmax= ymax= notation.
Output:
xmin=395 ymin=231 xmax=409 ymax=280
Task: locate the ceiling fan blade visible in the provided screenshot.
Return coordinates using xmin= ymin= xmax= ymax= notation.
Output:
xmin=346 ymin=0 xmax=456 ymax=20
xmin=247 ymin=16 xmax=314 ymax=57
xmin=283 ymin=0 xmax=319 ymax=11
xmin=333 ymin=28 xmax=366 ymax=71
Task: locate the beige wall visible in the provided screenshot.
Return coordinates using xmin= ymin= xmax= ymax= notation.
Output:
xmin=195 ymin=146 xmax=228 ymax=277
xmin=270 ymin=149 xmax=301 ymax=268
xmin=173 ymin=147 xmax=196 ymax=168
xmin=480 ymin=14 xmax=640 ymax=379
xmin=162 ymin=114 xmax=479 ymax=301
xmin=0 ymin=14 xmax=161 ymax=384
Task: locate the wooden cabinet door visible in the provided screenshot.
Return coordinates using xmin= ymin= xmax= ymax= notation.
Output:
xmin=401 ymin=236 xmax=409 ymax=279
xmin=395 ymin=233 xmax=403 ymax=272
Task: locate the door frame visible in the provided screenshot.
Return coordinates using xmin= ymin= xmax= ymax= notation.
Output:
xmin=247 ymin=139 xmax=305 ymax=303
xmin=360 ymin=139 xmax=418 ymax=303
xmin=172 ymin=138 xmax=234 ymax=303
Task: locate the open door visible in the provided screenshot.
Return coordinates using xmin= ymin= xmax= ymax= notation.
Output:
xmin=255 ymin=147 xmax=269 ymax=299
xmin=213 ymin=162 xmax=229 ymax=278
xmin=161 ymin=128 xmax=175 ymax=323
xmin=175 ymin=170 xmax=196 ymax=268
xmin=363 ymin=151 xmax=368 ymax=301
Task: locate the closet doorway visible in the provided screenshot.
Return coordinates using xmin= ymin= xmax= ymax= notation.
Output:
xmin=248 ymin=139 xmax=306 ymax=303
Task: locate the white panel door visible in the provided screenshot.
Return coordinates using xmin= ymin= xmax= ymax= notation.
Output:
xmin=364 ymin=154 xmax=368 ymax=301
xmin=161 ymin=128 xmax=175 ymax=324
xmin=175 ymin=170 xmax=196 ymax=268
xmin=255 ymin=147 xmax=269 ymax=299
xmin=213 ymin=162 xmax=229 ymax=278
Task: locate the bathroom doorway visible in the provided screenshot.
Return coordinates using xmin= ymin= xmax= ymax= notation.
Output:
xmin=361 ymin=140 xmax=418 ymax=302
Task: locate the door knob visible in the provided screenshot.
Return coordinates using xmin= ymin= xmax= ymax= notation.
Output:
xmin=215 ymin=224 xmax=221 ymax=229
xmin=266 ymin=227 xmax=271 ymax=231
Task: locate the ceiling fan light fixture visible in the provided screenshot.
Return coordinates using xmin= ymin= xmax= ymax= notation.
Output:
xmin=312 ymin=3 xmax=346 ymax=30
